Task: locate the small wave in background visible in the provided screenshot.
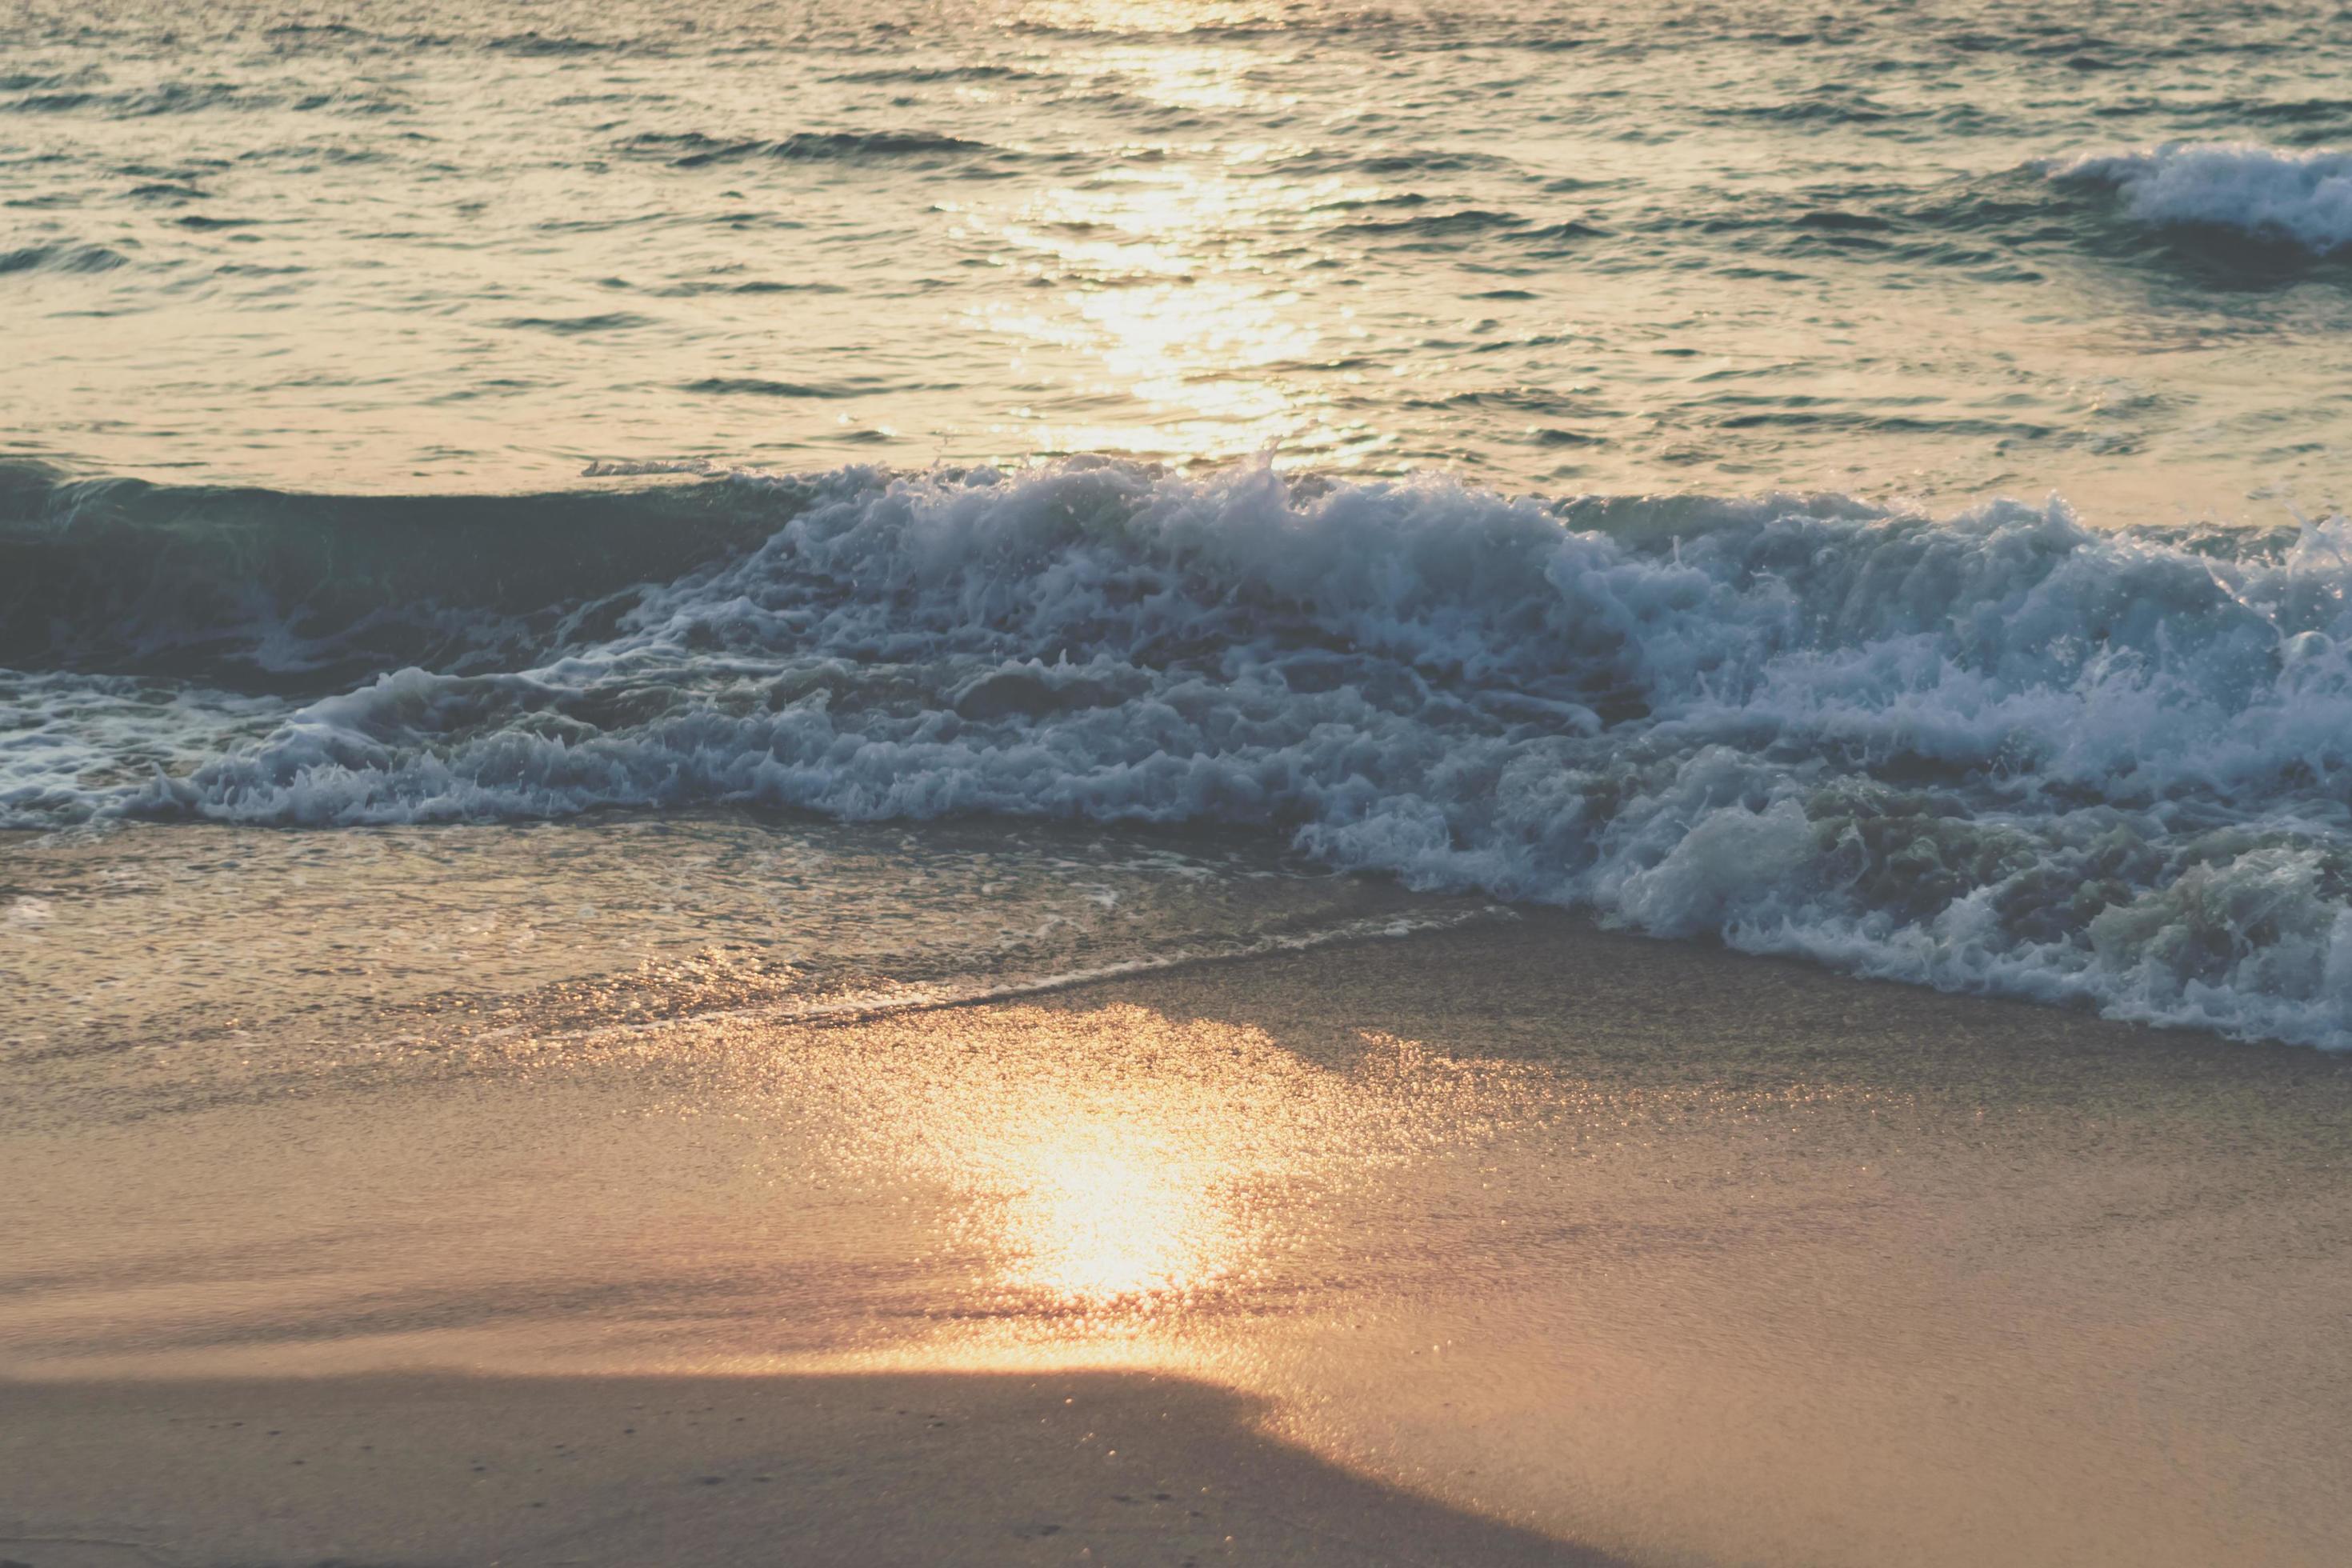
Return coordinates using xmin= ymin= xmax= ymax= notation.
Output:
xmin=2051 ymin=142 xmax=2352 ymax=256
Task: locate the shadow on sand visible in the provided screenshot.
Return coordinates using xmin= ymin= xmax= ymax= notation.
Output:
xmin=0 ymin=1366 xmax=1622 ymax=1567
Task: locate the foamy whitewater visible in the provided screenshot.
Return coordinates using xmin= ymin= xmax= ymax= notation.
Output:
xmin=10 ymin=457 xmax=2352 ymax=1048
xmin=2053 ymin=143 xmax=2352 ymax=256
xmin=8 ymin=0 xmax=2352 ymax=1052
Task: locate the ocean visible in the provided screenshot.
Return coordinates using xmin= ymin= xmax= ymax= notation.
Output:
xmin=10 ymin=0 xmax=2352 ymax=1070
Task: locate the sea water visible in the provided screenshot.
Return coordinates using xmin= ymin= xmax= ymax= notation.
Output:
xmin=9 ymin=0 xmax=2352 ymax=1048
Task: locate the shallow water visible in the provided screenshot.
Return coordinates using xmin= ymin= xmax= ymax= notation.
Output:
xmin=2 ymin=813 xmax=1495 ymax=1126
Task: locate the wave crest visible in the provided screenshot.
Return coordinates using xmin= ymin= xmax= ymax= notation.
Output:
xmin=2052 ymin=141 xmax=2352 ymax=254
xmin=13 ymin=458 xmax=2352 ymax=1048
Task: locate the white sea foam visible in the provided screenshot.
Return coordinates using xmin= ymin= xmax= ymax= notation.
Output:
xmin=16 ymin=459 xmax=2352 ymax=1048
xmin=2053 ymin=142 xmax=2352 ymax=253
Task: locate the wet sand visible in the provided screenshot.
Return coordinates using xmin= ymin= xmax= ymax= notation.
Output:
xmin=8 ymin=913 xmax=2352 ymax=1566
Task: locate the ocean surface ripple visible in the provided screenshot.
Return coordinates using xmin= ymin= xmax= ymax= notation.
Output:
xmin=5 ymin=0 xmax=2352 ymax=510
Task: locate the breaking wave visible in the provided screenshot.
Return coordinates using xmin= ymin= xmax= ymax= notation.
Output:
xmin=2052 ymin=142 xmax=2352 ymax=254
xmin=11 ymin=457 xmax=2352 ymax=1049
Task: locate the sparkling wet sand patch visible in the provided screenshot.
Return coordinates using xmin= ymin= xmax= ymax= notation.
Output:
xmin=8 ymin=913 xmax=2352 ymax=1566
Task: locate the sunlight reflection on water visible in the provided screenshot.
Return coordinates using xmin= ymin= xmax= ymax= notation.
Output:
xmin=971 ymin=160 xmax=1371 ymax=466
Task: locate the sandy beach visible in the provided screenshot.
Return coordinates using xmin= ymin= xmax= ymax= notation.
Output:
xmin=10 ymin=909 xmax=2352 ymax=1566
xmin=0 ymin=1371 xmax=1606 ymax=1567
